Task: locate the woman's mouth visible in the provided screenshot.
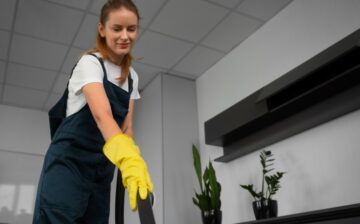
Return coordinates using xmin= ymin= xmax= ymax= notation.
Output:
xmin=117 ymin=43 xmax=129 ymax=49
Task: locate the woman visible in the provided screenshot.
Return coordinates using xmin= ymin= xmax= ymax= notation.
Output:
xmin=33 ymin=0 xmax=153 ymax=223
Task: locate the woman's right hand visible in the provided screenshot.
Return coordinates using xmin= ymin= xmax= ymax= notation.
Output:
xmin=103 ymin=133 xmax=154 ymax=211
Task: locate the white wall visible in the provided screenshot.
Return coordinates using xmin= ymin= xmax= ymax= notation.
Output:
xmin=132 ymin=74 xmax=200 ymax=224
xmin=0 ymin=104 xmax=50 ymax=155
xmin=162 ymin=75 xmax=199 ymax=223
xmin=196 ymin=0 xmax=360 ymax=223
xmin=124 ymin=75 xmax=164 ymax=223
xmin=0 ymin=104 xmax=48 ymax=223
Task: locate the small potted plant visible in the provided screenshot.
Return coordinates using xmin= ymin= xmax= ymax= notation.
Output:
xmin=192 ymin=144 xmax=222 ymax=224
xmin=240 ymin=150 xmax=285 ymax=220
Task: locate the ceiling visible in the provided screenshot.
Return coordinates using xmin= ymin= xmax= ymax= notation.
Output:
xmin=0 ymin=0 xmax=292 ymax=111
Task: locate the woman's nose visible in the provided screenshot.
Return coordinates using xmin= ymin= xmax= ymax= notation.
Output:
xmin=120 ymin=30 xmax=129 ymax=41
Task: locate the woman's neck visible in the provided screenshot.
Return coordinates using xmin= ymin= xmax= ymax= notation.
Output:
xmin=108 ymin=53 xmax=124 ymax=66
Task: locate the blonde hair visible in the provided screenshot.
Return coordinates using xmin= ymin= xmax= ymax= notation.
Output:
xmin=87 ymin=0 xmax=140 ymax=85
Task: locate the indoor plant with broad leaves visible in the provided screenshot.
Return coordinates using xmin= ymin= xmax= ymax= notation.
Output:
xmin=240 ymin=150 xmax=285 ymax=220
xmin=192 ymin=144 xmax=222 ymax=224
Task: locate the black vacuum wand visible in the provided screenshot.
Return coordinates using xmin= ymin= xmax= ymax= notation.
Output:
xmin=115 ymin=170 xmax=156 ymax=224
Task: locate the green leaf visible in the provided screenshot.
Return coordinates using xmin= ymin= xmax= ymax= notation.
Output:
xmin=208 ymin=162 xmax=221 ymax=209
xmin=240 ymin=184 xmax=261 ymax=200
xmin=194 ymin=192 xmax=211 ymax=211
xmin=192 ymin=144 xmax=203 ymax=192
xmin=264 ymin=150 xmax=272 ymax=156
xmin=264 ymin=168 xmax=274 ymax=174
xmin=191 ymin=144 xmax=222 ymax=211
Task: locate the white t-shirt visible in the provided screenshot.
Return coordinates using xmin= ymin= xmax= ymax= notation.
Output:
xmin=66 ymin=53 xmax=141 ymax=117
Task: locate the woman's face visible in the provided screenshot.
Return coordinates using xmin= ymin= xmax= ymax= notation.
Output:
xmin=98 ymin=7 xmax=138 ymax=61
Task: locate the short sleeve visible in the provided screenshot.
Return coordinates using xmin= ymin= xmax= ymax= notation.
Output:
xmin=69 ymin=54 xmax=104 ymax=95
xmin=130 ymin=67 xmax=141 ymax=100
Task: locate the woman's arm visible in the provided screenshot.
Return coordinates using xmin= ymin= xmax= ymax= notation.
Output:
xmin=83 ymin=82 xmax=153 ymax=210
xmin=82 ymin=82 xmax=122 ymax=141
xmin=121 ymin=99 xmax=135 ymax=138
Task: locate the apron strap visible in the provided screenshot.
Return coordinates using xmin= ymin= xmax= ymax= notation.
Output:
xmin=48 ymin=53 xmax=107 ymax=139
xmin=87 ymin=53 xmax=108 ymax=81
xmin=88 ymin=53 xmax=133 ymax=94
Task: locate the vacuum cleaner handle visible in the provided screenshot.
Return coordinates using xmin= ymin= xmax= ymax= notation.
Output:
xmin=115 ymin=170 xmax=156 ymax=224
xmin=137 ymin=192 xmax=156 ymax=224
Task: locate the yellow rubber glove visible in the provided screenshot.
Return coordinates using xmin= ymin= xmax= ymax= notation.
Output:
xmin=103 ymin=133 xmax=154 ymax=211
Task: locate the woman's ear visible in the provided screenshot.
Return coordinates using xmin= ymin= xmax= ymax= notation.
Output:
xmin=98 ymin=22 xmax=105 ymax=37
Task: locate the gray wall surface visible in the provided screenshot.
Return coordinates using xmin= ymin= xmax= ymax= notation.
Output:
xmin=130 ymin=74 xmax=200 ymax=224
xmin=162 ymin=75 xmax=199 ymax=223
xmin=0 ymin=105 xmax=48 ymax=224
xmin=125 ymin=75 xmax=164 ymax=223
xmin=196 ymin=0 xmax=360 ymax=223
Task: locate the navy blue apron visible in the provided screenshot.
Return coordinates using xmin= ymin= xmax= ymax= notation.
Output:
xmin=33 ymin=54 xmax=132 ymax=224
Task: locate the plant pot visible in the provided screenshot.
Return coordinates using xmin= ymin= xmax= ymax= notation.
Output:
xmin=201 ymin=209 xmax=222 ymax=224
xmin=252 ymin=199 xmax=278 ymax=220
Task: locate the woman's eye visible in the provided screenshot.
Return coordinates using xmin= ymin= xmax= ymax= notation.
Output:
xmin=128 ymin=26 xmax=137 ymax=32
xmin=111 ymin=26 xmax=137 ymax=32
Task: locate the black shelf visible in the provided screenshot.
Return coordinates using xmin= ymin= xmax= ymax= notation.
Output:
xmin=204 ymin=28 xmax=360 ymax=163
xmin=235 ymin=203 xmax=360 ymax=224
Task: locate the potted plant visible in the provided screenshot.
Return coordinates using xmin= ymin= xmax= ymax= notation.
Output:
xmin=240 ymin=150 xmax=285 ymax=220
xmin=192 ymin=144 xmax=222 ymax=224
